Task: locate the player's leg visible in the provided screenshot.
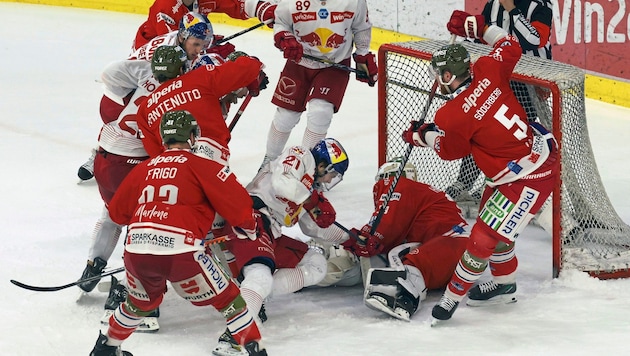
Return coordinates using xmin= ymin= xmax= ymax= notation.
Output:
xmin=263 ymin=61 xmax=311 ymax=167
xmin=272 ymin=235 xmax=327 ymax=295
xmin=301 ymin=65 xmax=350 ymax=149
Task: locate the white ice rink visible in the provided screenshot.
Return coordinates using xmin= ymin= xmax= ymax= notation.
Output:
xmin=2 ymin=3 xmax=630 ymax=355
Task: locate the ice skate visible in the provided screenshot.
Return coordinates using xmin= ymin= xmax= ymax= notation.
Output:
xmin=212 ymin=329 xmax=268 ymax=356
xmin=466 ymin=280 xmax=517 ymax=306
xmin=430 ymin=294 xmax=459 ymax=326
xmin=78 ymin=257 xmax=107 ymax=292
xmin=89 ymin=331 xmax=132 ymax=356
xmin=78 ymin=148 xmax=97 ymax=181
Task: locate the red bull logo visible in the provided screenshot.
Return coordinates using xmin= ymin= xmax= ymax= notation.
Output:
xmin=301 ymin=28 xmax=345 ymax=53
xmin=328 ymin=141 xmax=347 ymax=164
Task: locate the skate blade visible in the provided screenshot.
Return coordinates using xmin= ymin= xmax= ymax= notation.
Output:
xmin=76 ymin=290 xmax=88 ymax=303
xmin=430 ymin=317 xmax=442 ymax=327
xmin=466 ymin=294 xmax=517 ymax=307
xmin=101 ymin=310 xmax=159 ymax=333
xmin=97 ymin=280 xmax=112 ymax=293
xmin=364 ymin=297 xmax=410 ymax=322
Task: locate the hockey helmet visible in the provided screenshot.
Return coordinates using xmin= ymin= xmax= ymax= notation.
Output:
xmin=160 ymin=110 xmax=199 ymax=145
xmin=431 ymin=44 xmax=470 ymax=79
xmin=311 ymin=138 xmax=349 ymax=191
xmin=375 ymin=157 xmax=418 ymax=182
xmin=179 ymin=12 xmax=214 ymax=46
xmin=151 ymin=45 xmax=187 ymax=82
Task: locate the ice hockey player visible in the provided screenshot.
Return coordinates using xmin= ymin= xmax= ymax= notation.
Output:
xmin=402 ymin=12 xmax=558 ymax=324
xmin=136 ymin=45 xmax=267 ymax=162
xmin=132 ymin=0 xmax=278 ymax=51
xmin=210 ymin=138 xmax=348 ymax=347
xmin=77 ymin=11 xmax=217 ymax=182
xmin=258 ymin=0 xmax=377 ymax=168
xmin=89 ymin=110 xmax=267 ymax=356
xmin=332 ymin=158 xmax=469 ymax=321
xmin=77 ymin=13 xmax=218 ymax=290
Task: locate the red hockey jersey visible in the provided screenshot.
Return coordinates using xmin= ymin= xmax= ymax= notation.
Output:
xmin=432 ymin=36 xmax=541 ymax=183
xmin=132 ymin=0 xmax=249 ymax=51
xmin=108 ymin=148 xmax=256 ymax=255
xmin=370 ymin=177 xmax=467 ymax=254
xmin=136 ymin=56 xmax=262 ymax=159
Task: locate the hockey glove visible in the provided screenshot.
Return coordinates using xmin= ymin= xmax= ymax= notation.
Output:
xmin=233 ymin=211 xmax=266 ymax=240
xmin=208 ymin=35 xmax=236 ymax=59
xmin=247 ymin=70 xmax=270 ymax=97
xmin=447 ymin=10 xmax=485 ymax=40
xmin=402 ymin=121 xmax=438 ymax=147
xmin=256 ymin=1 xmax=277 ymax=28
xmin=341 ymin=226 xmax=384 ymax=257
xmin=303 ymin=190 xmax=336 ymax=228
xmin=274 ymin=31 xmax=303 ymax=62
xmin=353 ymin=52 xmax=378 ymax=87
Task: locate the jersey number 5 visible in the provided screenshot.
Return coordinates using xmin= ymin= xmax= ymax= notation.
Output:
xmin=494 ymin=104 xmax=528 ymax=140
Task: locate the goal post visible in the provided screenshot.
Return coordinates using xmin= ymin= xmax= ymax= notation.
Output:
xmin=377 ymin=39 xmax=630 ymax=279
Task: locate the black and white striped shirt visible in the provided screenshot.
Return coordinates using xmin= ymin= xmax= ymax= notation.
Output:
xmin=482 ymin=0 xmax=552 ymax=59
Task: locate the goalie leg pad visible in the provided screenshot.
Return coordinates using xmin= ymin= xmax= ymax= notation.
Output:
xmin=364 ymin=266 xmax=426 ymax=321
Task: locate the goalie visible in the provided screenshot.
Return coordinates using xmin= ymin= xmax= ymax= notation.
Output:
xmin=308 ymin=158 xmax=470 ymax=321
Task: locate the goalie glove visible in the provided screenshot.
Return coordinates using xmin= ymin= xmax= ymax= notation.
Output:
xmin=341 ymin=225 xmax=384 ymax=257
xmin=447 ymin=10 xmax=485 ymax=40
xmin=353 ymin=52 xmax=378 ymax=87
xmin=303 ymin=190 xmax=336 ymax=228
xmin=402 ymin=121 xmax=438 ymax=147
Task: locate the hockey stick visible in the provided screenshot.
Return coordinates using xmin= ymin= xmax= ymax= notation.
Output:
xmin=368 ymin=80 xmax=439 ymax=235
xmin=227 ymin=94 xmax=253 ymax=132
xmin=367 ymin=35 xmax=456 ymax=235
xmin=301 ymin=54 xmax=369 ymax=80
xmin=10 ymin=235 xmax=230 ymax=293
xmin=10 ymin=267 xmax=125 ymax=292
xmin=213 ymin=21 xmax=268 ymax=46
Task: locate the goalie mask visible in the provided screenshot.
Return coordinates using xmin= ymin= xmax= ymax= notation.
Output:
xmin=160 ymin=110 xmax=199 ymax=146
xmin=151 ymin=45 xmax=187 ymax=82
xmin=430 ymin=44 xmax=470 ymax=87
xmin=179 ymin=12 xmax=214 ymax=47
xmin=311 ymin=138 xmax=349 ymax=191
xmin=375 ymin=157 xmax=418 ymax=182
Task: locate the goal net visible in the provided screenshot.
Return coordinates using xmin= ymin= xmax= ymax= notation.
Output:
xmin=377 ymin=39 xmax=630 ymax=279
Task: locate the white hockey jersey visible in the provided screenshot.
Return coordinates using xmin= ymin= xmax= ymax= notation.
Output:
xmin=274 ymin=0 xmax=372 ymax=69
xmin=246 ymin=145 xmax=317 ymax=238
xmin=98 ymin=31 xmax=210 ymax=157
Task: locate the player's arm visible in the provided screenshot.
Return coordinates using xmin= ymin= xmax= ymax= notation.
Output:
xmin=507 ymin=1 xmax=552 ymax=50
xmin=269 ymin=149 xmax=312 ymax=207
xmin=108 ymin=168 xmax=141 ymax=226
xmin=203 ymin=56 xmax=265 ymax=99
xmin=100 ymin=60 xmax=145 ymax=105
xmin=148 ymin=0 xmax=182 ymax=37
xmin=196 ymin=159 xmax=259 ymax=234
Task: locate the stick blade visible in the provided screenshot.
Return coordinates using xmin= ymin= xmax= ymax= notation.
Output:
xmin=10 ymin=279 xmax=67 ymax=292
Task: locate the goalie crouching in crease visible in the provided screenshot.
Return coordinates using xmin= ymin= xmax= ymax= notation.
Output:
xmin=305 ymin=158 xmax=471 ymax=322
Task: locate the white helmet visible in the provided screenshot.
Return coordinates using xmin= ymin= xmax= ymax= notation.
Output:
xmin=375 ymin=157 xmax=418 ymax=182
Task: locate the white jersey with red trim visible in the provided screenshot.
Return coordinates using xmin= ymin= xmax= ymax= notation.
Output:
xmin=246 ymin=145 xmax=316 ymax=237
xmin=274 ymin=0 xmax=372 ymax=69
